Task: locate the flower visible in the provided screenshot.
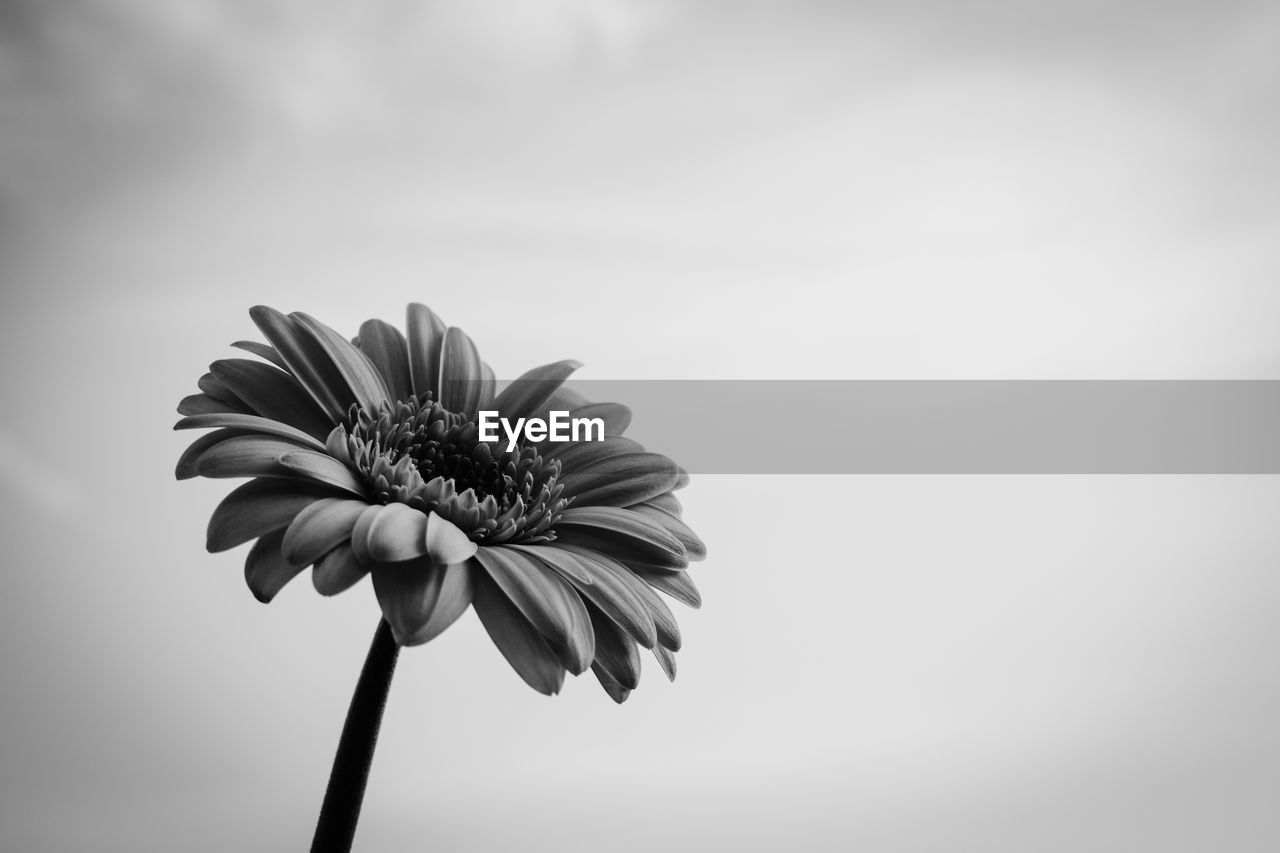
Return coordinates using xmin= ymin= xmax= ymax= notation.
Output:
xmin=176 ymin=304 xmax=704 ymax=701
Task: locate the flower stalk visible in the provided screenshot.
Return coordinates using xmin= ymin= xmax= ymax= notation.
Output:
xmin=312 ymin=619 xmax=400 ymax=853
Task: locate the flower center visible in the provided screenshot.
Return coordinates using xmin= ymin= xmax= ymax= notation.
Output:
xmin=332 ymin=396 xmax=568 ymax=544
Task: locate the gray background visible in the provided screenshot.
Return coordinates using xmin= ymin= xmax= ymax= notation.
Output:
xmin=3 ymin=2 xmax=1279 ymax=851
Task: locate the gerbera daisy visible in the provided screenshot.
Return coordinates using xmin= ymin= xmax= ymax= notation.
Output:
xmin=175 ymin=304 xmax=705 ymax=700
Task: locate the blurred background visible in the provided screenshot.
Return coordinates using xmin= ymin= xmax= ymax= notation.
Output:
xmin=2 ymin=1 xmax=1279 ymax=850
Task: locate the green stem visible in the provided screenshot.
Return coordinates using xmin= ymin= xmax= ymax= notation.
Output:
xmin=311 ymin=619 xmax=400 ymax=853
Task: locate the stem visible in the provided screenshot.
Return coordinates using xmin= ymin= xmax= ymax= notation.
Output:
xmin=312 ymin=619 xmax=400 ymax=853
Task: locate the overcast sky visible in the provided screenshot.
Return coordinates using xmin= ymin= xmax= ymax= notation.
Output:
xmin=2 ymin=2 xmax=1279 ymax=851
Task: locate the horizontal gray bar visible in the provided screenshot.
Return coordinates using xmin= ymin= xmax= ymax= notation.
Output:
xmin=544 ymin=381 xmax=1280 ymax=473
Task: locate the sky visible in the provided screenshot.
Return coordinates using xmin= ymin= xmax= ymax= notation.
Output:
xmin=2 ymin=2 xmax=1279 ymax=851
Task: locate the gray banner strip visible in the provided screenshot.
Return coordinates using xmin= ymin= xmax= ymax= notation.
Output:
xmin=544 ymin=380 xmax=1280 ymax=473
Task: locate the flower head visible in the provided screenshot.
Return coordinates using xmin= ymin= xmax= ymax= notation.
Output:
xmin=176 ymin=305 xmax=704 ymax=700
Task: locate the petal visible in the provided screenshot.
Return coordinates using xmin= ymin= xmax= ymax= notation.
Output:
xmin=277 ymin=450 xmax=368 ymax=497
xmin=176 ymin=428 xmax=245 ymax=480
xmin=282 ymin=498 xmax=368 ymax=566
xmin=558 ymin=452 xmax=682 ymax=508
xmin=556 ymin=506 xmax=686 ymax=562
xmin=488 ymin=359 xmax=582 ymax=422
xmin=177 ymin=393 xmax=251 ymax=417
xmin=653 ymin=645 xmax=677 ymax=682
xmin=472 ymin=570 xmax=566 ymax=695
xmin=591 ymin=663 xmax=632 ymax=704
xmin=349 ymin=504 xmax=386 ymax=565
xmin=406 ymin=561 xmax=473 ymax=646
xmin=312 ymin=543 xmax=369 ymax=596
xmin=474 ymin=547 xmax=594 ymax=674
xmin=209 ymin=358 xmax=334 ymax=439
xmin=627 ymin=575 xmax=681 ymax=653
xmin=324 ymin=425 xmax=353 ymax=463
xmin=424 ymin=512 xmax=479 ymax=565
xmin=534 ymin=545 xmax=656 ymax=649
xmin=195 ymin=435 xmax=316 ymax=479
xmin=527 ymin=386 xmax=591 ymax=426
xmin=356 ymin=319 xmax=413 ymax=402
xmin=194 ymin=436 xmax=366 ymax=496
xmin=354 ymin=509 xmax=483 ymax=584
xmin=506 ymin=543 xmax=594 ymax=586
xmin=231 ymin=340 xmax=287 ymax=369
xmin=363 ymin=502 xmax=429 ymax=563
xmin=174 ymin=413 xmax=326 ymax=452
xmin=248 ymin=306 xmax=353 ymax=421
xmin=570 ymin=402 xmax=631 ymax=436
xmin=627 ymin=504 xmax=706 ymax=561
xmin=479 ymin=361 xmax=497 ymax=409
xmin=548 ymin=436 xmax=645 ymax=476
xmin=406 ymin=303 xmax=447 ymax=400
xmin=639 ymin=492 xmax=682 ymax=515
xmin=439 ymin=326 xmax=484 ymax=416
xmin=373 ymin=559 xmax=473 ymax=646
xmin=372 ymin=557 xmax=446 ymax=645
xmin=539 ymin=402 xmax=632 ymax=453
xmin=632 ymin=566 xmax=702 ymax=609
xmin=207 ymin=478 xmax=329 ymax=552
xmin=293 ymin=312 xmax=391 ymax=413
xmin=198 ymin=373 xmax=248 ymax=408
xmin=587 ymin=602 xmax=641 ymax=690
xmin=244 ymin=528 xmax=307 ymax=602
xmin=554 ymin=529 xmax=687 ymax=572
xmin=563 ymin=545 xmax=679 ymax=651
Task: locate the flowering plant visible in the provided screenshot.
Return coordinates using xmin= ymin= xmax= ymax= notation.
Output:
xmin=176 ymin=304 xmax=704 ymax=851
